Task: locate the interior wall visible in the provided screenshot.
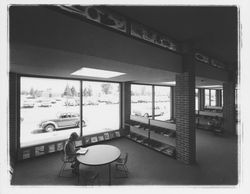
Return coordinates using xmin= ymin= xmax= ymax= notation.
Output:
xmin=195 ymin=60 xmax=229 ymax=82
xmin=9 ymin=73 xmax=19 ymax=164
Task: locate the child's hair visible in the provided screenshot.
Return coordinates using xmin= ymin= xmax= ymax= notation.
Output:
xmin=69 ymin=132 xmax=79 ymax=141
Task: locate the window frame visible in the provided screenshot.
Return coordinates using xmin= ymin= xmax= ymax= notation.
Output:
xmin=130 ymin=83 xmax=172 ymax=121
xmin=204 ymin=88 xmax=222 ymax=107
xmin=18 ymin=74 xmax=122 ymax=149
xmin=153 ymin=85 xmax=172 ymax=121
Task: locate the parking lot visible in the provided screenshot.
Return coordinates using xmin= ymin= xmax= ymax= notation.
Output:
xmin=20 ymin=100 xmax=120 ymax=147
xmin=20 ymin=96 xmax=170 ymax=147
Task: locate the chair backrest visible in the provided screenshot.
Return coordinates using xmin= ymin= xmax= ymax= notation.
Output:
xmin=60 ymin=149 xmax=66 ymax=162
xmin=62 ymin=142 xmax=69 ymax=162
xmin=124 ymin=153 xmax=128 ymax=165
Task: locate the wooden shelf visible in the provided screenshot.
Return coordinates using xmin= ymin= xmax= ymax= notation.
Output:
xmin=128 ymin=124 xmax=176 ymax=158
xmin=150 ymin=130 xmax=176 ymax=147
xmin=130 ymin=125 xmax=149 ymax=139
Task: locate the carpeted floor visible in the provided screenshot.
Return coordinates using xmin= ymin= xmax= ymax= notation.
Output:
xmin=11 ymin=129 xmax=238 ymax=186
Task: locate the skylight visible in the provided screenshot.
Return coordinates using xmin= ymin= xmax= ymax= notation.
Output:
xmin=198 ymin=85 xmax=222 ymax=89
xmin=71 ymin=67 xmax=125 ymax=78
xmin=161 ymin=81 xmax=176 ymax=85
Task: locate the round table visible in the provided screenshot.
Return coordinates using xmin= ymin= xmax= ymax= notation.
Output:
xmin=77 ymin=144 xmax=121 ymax=185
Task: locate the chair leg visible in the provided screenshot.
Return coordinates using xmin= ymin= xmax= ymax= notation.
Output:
xmin=88 ymin=173 xmax=99 ymax=185
xmin=78 ymin=170 xmax=99 ymax=185
xmin=59 ymin=162 xmax=75 ymax=178
xmin=122 ymin=165 xmax=128 ymax=177
xmin=115 ymin=164 xmax=128 ymax=178
xmin=58 ymin=162 xmax=66 ymax=177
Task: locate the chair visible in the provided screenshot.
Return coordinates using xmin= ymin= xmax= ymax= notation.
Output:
xmin=58 ymin=149 xmax=76 ymax=178
xmin=212 ymin=117 xmax=224 ymax=135
xmin=115 ymin=153 xmax=128 ymax=178
xmin=78 ymin=169 xmax=100 ymax=185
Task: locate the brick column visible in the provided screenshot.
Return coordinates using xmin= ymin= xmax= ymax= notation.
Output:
xmin=176 ymin=72 xmax=196 ymax=164
xmin=175 ymin=46 xmax=196 ymax=164
xmin=223 ymin=82 xmax=236 ymax=135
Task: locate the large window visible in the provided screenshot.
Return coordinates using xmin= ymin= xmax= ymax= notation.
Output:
xmin=20 ymin=77 xmax=80 ymax=148
xmin=82 ymin=81 xmax=120 ymax=135
xmin=131 ymin=84 xmax=152 ymax=117
xmin=131 ymin=84 xmax=171 ymax=121
xmin=204 ymin=89 xmax=218 ymax=107
xmin=20 ymin=77 xmax=121 ymax=148
xmin=205 ymin=89 xmax=210 ymax=106
xmin=154 ymin=86 xmax=171 ymax=120
xmin=210 ymin=90 xmax=216 ymax=106
xmin=195 ymin=89 xmax=199 ymax=111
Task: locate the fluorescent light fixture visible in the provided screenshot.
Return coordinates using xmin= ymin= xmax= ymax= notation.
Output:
xmin=161 ymin=81 xmax=176 ymax=85
xmin=71 ymin=67 xmax=125 ymax=78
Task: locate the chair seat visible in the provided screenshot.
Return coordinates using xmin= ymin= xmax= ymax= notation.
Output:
xmin=116 ymin=158 xmax=124 ymax=163
xmin=114 ymin=153 xmax=128 ymax=178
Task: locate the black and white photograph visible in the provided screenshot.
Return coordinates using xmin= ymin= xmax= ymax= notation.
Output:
xmin=0 ymin=0 xmax=249 ymax=194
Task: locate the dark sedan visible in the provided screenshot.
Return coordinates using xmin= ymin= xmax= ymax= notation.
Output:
xmin=39 ymin=112 xmax=86 ymax=132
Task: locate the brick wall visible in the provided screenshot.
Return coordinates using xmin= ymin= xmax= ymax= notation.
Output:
xmin=175 ymin=72 xmax=196 ymax=164
xmin=223 ymin=82 xmax=236 ymax=134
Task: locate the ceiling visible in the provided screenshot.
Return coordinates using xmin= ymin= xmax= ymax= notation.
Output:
xmin=10 ymin=44 xmax=177 ymax=83
xmin=11 ymin=44 xmax=223 ymax=87
xmin=10 ymin=5 xmax=230 ymax=87
xmin=111 ymin=6 xmax=238 ymax=66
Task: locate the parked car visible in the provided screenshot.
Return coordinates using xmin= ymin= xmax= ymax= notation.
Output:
xmin=83 ymin=99 xmax=99 ymax=105
xmin=22 ymin=100 xmax=35 ymax=108
xmin=39 ymin=112 xmax=86 ymax=132
xmin=83 ymin=97 xmax=98 ymax=105
xmin=132 ymin=106 xmax=164 ymax=118
xmin=65 ymin=98 xmax=79 ymax=106
xmin=40 ymin=100 xmax=52 ymax=107
xmin=98 ymin=95 xmax=118 ymax=104
xmin=50 ymin=99 xmax=57 ymax=104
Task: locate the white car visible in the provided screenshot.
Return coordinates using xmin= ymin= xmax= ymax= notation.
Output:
xmin=40 ymin=100 xmax=52 ymax=107
xmin=22 ymin=100 xmax=35 ymax=108
xmin=65 ymin=98 xmax=80 ymax=106
xmin=132 ymin=106 xmax=164 ymax=118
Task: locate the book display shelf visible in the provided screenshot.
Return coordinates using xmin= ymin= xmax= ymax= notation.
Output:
xmin=126 ymin=115 xmax=176 ymax=158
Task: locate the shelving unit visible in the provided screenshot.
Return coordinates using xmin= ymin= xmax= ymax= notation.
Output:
xmin=196 ymin=110 xmax=223 ymax=134
xmin=150 ymin=130 xmax=176 ymax=147
xmin=127 ymin=115 xmax=176 ymax=158
xmin=204 ymin=106 xmax=223 ymax=112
